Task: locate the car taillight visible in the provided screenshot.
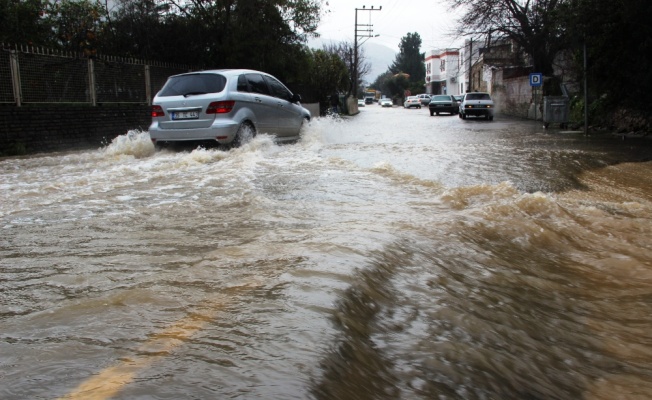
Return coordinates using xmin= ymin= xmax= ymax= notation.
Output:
xmin=206 ymin=101 xmax=235 ymax=114
xmin=152 ymin=105 xmax=165 ymax=117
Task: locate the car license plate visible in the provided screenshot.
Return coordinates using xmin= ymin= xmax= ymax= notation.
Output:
xmin=172 ymin=111 xmax=199 ymax=120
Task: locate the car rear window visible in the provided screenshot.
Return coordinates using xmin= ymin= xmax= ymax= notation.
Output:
xmin=466 ymin=93 xmax=491 ymax=100
xmin=158 ymin=73 xmax=227 ymax=97
xmin=432 ymin=95 xmax=451 ymax=101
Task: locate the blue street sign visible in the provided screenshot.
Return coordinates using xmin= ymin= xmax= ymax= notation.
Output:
xmin=530 ymin=73 xmax=543 ymax=87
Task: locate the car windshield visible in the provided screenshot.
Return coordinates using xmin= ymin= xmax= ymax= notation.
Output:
xmin=432 ymin=95 xmax=452 ymax=101
xmin=159 ymin=73 xmax=227 ymax=97
xmin=466 ymin=93 xmax=491 ymax=100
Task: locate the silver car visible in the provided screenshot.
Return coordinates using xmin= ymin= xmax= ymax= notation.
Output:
xmin=458 ymin=92 xmax=494 ymax=120
xmin=149 ymin=69 xmax=311 ymax=148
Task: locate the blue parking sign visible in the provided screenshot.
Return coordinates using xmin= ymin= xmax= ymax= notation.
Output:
xmin=530 ymin=73 xmax=543 ymax=87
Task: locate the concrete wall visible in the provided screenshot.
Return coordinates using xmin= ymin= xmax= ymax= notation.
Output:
xmin=0 ymin=102 xmax=326 ymax=156
xmin=1 ymin=105 xmax=151 ymax=156
xmin=490 ymin=72 xmax=541 ymax=120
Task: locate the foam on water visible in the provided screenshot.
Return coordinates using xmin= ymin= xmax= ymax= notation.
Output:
xmin=101 ymin=129 xmax=156 ymax=159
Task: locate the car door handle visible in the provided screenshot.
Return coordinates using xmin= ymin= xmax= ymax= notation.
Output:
xmin=254 ymin=97 xmax=263 ymax=103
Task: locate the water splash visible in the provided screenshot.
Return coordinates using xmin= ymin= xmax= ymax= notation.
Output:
xmin=102 ymin=130 xmax=156 ymax=159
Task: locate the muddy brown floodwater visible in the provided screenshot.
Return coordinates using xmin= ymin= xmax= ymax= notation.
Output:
xmin=1 ymin=105 xmax=652 ymax=399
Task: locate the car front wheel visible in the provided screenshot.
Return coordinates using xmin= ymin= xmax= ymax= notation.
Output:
xmin=300 ymin=117 xmax=310 ymax=133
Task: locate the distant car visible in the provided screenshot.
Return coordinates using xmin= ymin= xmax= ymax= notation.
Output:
xmin=428 ymin=95 xmax=458 ymax=116
xmin=358 ymin=99 xmax=365 ymax=107
xmin=459 ymin=92 xmax=494 ymax=120
xmin=379 ymin=98 xmax=393 ymax=107
xmin=403 ymin=96 xmax=421 ymax=109
xmin=365 ymin=97 xmax=374 ymax=104
xmin=149 ymin=69 xmax=311 ymax=148
xmin=453 ymin=95 xmax=463 ymax=103
xmin=416 ymin=94 xmax=432 ymax=106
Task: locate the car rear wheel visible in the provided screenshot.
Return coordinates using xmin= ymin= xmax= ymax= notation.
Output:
xmin=232 ymin=122 xmax=256 ymax=147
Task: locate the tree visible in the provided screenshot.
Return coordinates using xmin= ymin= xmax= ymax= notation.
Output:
xmin=564 ymin=0 xmax=652 ymax=110
xmin=370 ymin=71 xmax=406 ymax=100
xmin=449 ymin=0 xmax=568 ymax=76
xmin=305 ymin=48 xmax=349 ymax=114
xmin=100 ymin=0 xmax=171 ymax=60
xmin=0 ymin=0 xmax=53 ymax=46
xmin=158 ymin=0 xmax=320 ymax=68
xmin=42 ymin=0 xmax=107 ymax=54
xmin=386 ymin=73 xmax=410 ymax=100
xmin=321 ymin=41 xmax=370 ymax=97
xmin=389 ymin=33 xmax=425 ymax=86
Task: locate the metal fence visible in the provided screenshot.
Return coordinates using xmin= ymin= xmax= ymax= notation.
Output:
xmin=0 ymin=44 xmax=193 ymax=106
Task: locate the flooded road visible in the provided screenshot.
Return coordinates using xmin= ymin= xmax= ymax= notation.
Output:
xmin=2 ymin=105 xmax=652 ymax=399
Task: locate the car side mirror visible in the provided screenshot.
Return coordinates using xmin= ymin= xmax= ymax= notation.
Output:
xmin=291 ymin=93 xmax=302 ymax=103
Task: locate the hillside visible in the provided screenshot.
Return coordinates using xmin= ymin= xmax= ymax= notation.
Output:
xmin=308 ymin=39 xmax=397 ymax=86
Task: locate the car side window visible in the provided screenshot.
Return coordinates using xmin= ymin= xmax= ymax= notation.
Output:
xmin=246 ymin=74 xmax=270 ymax=95
xmin=237 ymin=74 xmax=250 ymax=92
xmin=263 ymin=75 xmax=292 ymax=101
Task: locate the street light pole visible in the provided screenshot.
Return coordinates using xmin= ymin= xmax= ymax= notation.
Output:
xmin=353 ymin=5 xmax=381 ymax=98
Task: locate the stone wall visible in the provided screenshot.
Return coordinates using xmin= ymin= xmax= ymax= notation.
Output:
xmin=0 ymin=104 xmax=151 ymax=156
xmin=491 ymin=73 xmax=536 ymax=119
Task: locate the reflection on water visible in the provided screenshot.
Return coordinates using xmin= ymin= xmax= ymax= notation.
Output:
xmin=1 ymin=112 xmax=652 ymax=399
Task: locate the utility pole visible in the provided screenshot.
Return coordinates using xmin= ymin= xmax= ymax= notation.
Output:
xmin=468 ymin=38 xmax=473 ymax=92
xmin=354 ymin=5 xmax=381 ymax=98
xmin=583 ymin=41 xmax=588 ymax=136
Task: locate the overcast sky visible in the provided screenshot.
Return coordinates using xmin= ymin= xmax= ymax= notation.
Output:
xmin=315 ymin=0 xmax=464 ymax=53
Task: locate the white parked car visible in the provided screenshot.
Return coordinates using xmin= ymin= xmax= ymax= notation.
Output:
xmin=149 ymin=69 xmax=311 ymax=148
xmin=403 ymin=96 xmax=421 ymax=109
xmin=416 ymin=94 xmax=432 ymax=105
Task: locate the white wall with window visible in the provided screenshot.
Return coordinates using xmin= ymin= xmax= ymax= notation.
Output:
xmin=424 ymin=49 xmax=461 ymax=95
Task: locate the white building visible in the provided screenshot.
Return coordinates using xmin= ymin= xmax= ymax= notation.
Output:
xmin=424 ymin=49 xmax=460 ymax=95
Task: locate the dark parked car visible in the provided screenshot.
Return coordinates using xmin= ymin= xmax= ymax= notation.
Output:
xmin=149 ymin=69 xmax=311 ymax=148
xmin=428 ymin=95 xmax=459 ymax=116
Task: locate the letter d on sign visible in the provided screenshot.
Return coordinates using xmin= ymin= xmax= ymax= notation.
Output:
xmin=529 ymin=73 xmax=543 ymax=87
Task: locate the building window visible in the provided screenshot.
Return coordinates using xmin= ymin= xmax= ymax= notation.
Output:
xmin=440 ymin=60 xmax=446 ymax=71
